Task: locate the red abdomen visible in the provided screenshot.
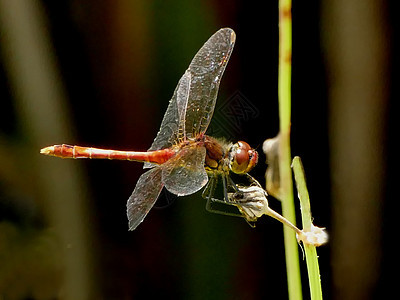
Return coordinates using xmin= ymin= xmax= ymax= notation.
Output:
xmin=40 ymin=144 xmax=176 ymax=165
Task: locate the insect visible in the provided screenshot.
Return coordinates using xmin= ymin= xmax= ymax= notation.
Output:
xmin=40 ymin=28 xmax=260 ymax=230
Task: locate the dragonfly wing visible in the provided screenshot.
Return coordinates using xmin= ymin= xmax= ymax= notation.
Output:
xmin=162 ymin=145 xmax=208 ymax=196
xmin=145 ymin=28 xmax=235 ymax=159
xmin=184 ymin=28 xmax=236 ymax=137
xmin=126 ymin=167 xmax=163 ymax=230
xmin=145 ymin=71 xmax=191 ymax=157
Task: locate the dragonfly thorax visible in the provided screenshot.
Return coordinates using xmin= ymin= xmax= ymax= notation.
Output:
xmin=203 ymin=136 xmax=226 ymax=171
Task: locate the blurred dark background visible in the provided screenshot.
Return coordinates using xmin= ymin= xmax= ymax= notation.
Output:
xmin=0 ymin=0 xmax=396 ymax=299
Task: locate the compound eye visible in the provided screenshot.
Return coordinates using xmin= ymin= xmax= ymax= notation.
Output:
xmin=230 ymin=141 xmax=253 ymax=174
xmin=236 ymin=141 xmax=250 ymax=163
xmin=230 ymin=141 xmax=259 ymax=174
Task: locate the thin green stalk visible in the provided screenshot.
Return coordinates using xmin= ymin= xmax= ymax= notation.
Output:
xmin=278 ymin=0 xmax=303 ymax=299
xmin=292 ymin=156 xmax=323 ymax=300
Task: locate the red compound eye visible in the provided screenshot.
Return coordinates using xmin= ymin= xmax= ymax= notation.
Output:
xmin=235 ymin=141 xmax=250 ymax=166
xmin=230 ymin=141 xmax=258 ymax=174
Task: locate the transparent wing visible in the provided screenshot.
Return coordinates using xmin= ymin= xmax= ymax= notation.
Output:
xmin=126 ymin=167 xmax=163 ymax=230
xmin=161 ymin=145 xmax=208 ymax=196
xmin=146 ymin=28 xmax=236 ymax=154
xmin=184 ymin=28 xmax=235 ymax=137
xmin=145 ymin=71 xmax=191 ymax=156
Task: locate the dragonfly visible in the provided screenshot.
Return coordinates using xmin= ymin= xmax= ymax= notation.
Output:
xmin=40 ymin=28 xmax=260 ymax=230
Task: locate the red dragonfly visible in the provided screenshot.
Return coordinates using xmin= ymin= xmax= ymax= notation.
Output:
xmin=40 ymin=28 xmax=259 ymax=230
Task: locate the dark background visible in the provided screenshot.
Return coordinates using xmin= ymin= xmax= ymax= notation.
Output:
xmin=0 ymin=0 xmax=396 ymax=299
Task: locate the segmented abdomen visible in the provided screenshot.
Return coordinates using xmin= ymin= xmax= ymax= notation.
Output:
xmin=40 ymin=144 xmax=176 ymax=164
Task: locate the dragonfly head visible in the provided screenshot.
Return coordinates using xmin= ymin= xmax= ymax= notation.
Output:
xmin=229 ymin=141 xmax=258 ymax=174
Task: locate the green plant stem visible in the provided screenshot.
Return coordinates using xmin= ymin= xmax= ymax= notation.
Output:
xmin=292 ymin=156 xmax=323 ymax=300
xmin=278 ymin=0 xmax=302 ymax=299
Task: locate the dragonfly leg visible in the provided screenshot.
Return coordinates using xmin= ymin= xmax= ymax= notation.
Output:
xmin=222 ymin=173 xmax=229 ymax=203
xmin=204 ymin=175 xmax=217 ymax=212
xmin=202 ymin=175 xmax=216 ymax=202
xmin=244 ymin=173 xmax=263 ymax=188
xmin=227 ymin=175 xmax=240 ymax=192
xmin=204 ymin=174 xmax=246 ymax=219
xmin=245 ymin=219 xmax=257 ymax=228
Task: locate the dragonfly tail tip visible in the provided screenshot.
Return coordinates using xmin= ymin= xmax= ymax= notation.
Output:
xmin=40 ymin=146 xmax=54 ymax=155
